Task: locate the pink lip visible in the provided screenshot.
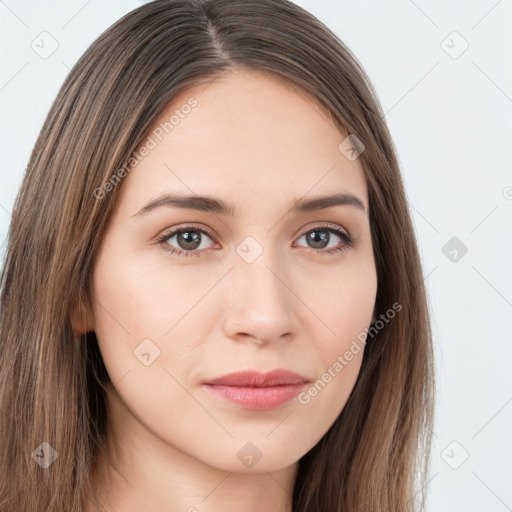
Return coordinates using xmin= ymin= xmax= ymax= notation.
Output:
xmin=202 ymin=369 xmax=309 ymax=410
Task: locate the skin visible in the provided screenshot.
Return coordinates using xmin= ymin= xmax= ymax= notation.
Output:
xmin=77 ymin=69 xmax=378 ymax=512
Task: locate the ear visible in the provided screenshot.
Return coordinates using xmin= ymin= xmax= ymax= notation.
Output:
xmin=70 ymin=293 xmax=95 ymax=335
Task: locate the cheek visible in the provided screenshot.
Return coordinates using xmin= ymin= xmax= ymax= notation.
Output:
xmin=298 ymin=257 xmax=376 ymax=408
xmin=90 ymin=246 xmax=210 ymax=390
xmin=92 ymin=246 xmax=197 ymax=337
xmin=302 ymin=255 xmax=377 ymax=343
xmin=295 ymin=347 xmax=363 ymax=444
xmin=296 ymin=271 xmax=374 ymax=428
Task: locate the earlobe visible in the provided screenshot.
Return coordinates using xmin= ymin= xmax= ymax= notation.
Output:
xmin=70 ymin=295 xmax=95 ymax=335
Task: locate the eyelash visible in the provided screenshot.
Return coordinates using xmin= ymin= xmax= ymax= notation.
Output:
xmin=155 ymin=223 xmax=355 ymax=258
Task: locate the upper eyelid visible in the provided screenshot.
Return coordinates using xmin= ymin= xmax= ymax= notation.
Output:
xmin=157 ymin=222 xmax=351 ymax=249
xmin=158 ymin=223 xmax=216 ymax=241
xmin=158 ymin=222 xmax=350 ymax=239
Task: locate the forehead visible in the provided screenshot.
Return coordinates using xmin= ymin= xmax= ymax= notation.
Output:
xmin=117 ymin=69 xmax=368 ymax=213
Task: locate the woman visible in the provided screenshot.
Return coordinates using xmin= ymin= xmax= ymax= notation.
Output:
xmin=0 ymin=0 xmax=435 ymax=510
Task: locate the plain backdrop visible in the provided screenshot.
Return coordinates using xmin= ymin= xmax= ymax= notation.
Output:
xmin=1 ymin=1 xmax=511 ymax=510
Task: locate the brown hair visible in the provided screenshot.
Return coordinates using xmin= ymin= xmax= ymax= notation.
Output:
xmin=0 ymin=1 xmax=435 ymax=510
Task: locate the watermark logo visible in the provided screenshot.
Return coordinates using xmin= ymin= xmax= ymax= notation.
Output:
xmin=237 ymin=442 xmax=263 ymax=468
xmin=32 ymin=441 xmax=59 ymax=468
xmin=236 ymin=236 xmax=264 ymax=264
xmin=31 ymin=31 xmax=59 ymax=59
xmin=133 ymin=338 xmax=161 ymax=366
xmin=440 ymin=31 xmax=469 ymax=60
xmin=442 ymin=236 xmax=468 ymax=263
xmin=441 ymin=440 xmax=469 ymax=469
xmin=338 ymin=134 xmax=365 ymax=161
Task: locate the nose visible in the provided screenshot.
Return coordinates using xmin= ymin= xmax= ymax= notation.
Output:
xmin=221 ymin=255 xmax=295 ymax=346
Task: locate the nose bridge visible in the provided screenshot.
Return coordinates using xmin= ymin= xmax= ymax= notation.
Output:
xmin=222 ymin=238 xmax=293 ymax=342
xmin=236 ymin=244 xmax=290 ymax=311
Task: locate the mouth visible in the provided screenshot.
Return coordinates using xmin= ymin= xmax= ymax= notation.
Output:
xmin=202 ymin=369 xmax=310 ymax=410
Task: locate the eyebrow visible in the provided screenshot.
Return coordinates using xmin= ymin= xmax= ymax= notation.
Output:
xmin=132 ymin=191 xmax=367 ymax=217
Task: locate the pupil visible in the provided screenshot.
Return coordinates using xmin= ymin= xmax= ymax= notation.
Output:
xmin=178 ymin=231 xmax=201 ymax=250
xmin=308 ymin=230 xmax=329 ymax=249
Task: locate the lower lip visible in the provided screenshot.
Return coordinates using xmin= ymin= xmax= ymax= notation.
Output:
xmin=203 ymin=383 xmax=307 ymax=410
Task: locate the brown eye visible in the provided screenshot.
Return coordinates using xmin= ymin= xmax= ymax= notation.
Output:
xmin=295 ymin=225 xmax=355 ymax=255
xmin=157 ymin=226 xmax=216 ymax=257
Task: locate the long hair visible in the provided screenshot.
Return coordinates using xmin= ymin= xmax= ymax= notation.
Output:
xmin=0 ymin=1 xmax=435 ymax=510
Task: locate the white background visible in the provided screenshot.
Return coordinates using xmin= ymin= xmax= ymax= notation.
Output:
xmin=1 ymin=1 xmax=511 ymax=510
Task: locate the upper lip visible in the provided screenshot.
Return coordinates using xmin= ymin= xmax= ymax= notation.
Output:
xmin=203 ymin=369 xmax=310 ymax=387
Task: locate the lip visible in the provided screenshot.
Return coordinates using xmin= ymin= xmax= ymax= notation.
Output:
xmin=202 ymin=369 xmax=309 ymax=410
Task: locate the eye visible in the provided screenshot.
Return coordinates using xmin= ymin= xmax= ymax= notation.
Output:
xmin=156 ymin=222 xmax=355 ymax=258
xmin=156 ymin=225 xmax=217 ymax=257
xmin=294 ymin=223 xmax=355 ymax=256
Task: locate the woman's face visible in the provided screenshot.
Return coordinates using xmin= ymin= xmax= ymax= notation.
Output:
xmin=87 ymin=70 xmax=377 ymax=473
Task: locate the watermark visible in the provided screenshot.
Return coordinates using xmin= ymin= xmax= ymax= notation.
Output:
xmin=297 ymin=301 xmax=402 ymax=405
xmin=440 ymin=31 xmax=469 ymax=60
xmin=338 ymin=133 xmax=365 ymax=161
xmin=133 ymin=338 xmax=161 ymax=366
xmin=237 ymin=442 xmax=263 ymax=468
xmin=503 ymin=186 xmax=512 ymax=200
xmin=441 ymin=440 xmax=469 ymax=469
xmin=93 ymin=97 xmax=198 ymax=200
xmin=442 ymin=236 xmax=468 ymax=263
xmin=31 ymin=441 xmax=59 ymax=468
xmin=235 ymin=236 xmax=264 ymax=264
xmin=31 ymin=31 xmax=59 ymax=60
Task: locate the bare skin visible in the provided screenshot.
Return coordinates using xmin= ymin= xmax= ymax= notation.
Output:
xmin=78 ymin=69 xmax=378 ymax=512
